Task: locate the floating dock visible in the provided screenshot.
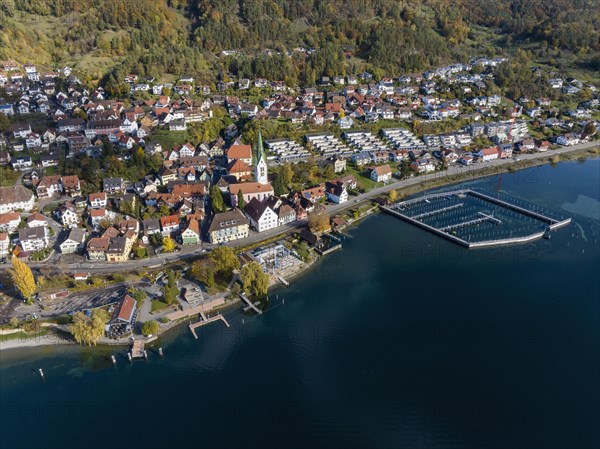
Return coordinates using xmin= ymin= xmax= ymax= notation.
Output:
xmin=240 ymin=293 xmax=262 ymax=314
xmin=381 ymin=189 xmax=571 ymax=249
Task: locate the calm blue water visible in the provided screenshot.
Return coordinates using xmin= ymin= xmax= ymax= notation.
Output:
xmin=1 ymin=159 xmax=599 ymax=449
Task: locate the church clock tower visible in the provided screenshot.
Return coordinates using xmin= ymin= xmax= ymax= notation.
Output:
xmin=255 ymin=129 xmax=269 ymax=185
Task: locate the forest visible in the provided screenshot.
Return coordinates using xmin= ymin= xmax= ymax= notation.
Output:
xmin=0 ymin=0 xmax=598 ymax=88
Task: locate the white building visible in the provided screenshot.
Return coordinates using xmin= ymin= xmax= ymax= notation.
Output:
xmin=244 ymin=198 xmax=278 ymax=233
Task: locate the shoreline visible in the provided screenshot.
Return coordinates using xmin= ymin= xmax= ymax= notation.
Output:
xmin=2 ymin=151 xmax=598 ymax=354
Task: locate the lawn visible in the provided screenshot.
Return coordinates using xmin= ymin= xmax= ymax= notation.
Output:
xmin=345 ymin=166 xmax=383 ymax=192
xmin=0 ymin=167 xmax=20 ymax=187
xmin=149 ymin=128 xmax=190 ymax=149
xmin=151 ymin=300 xmax=170 ymax=313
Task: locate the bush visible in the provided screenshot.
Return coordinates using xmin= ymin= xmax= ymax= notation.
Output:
xmin=141 ymin=320 xmax=159 ymax=336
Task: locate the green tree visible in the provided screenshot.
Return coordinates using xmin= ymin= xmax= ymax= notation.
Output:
xmin=191 ymin=260 xmax=215 ymax=288
xmin=210 ymin=186 xmax=226 ymax=213
xmin=10 ymin=258 xmax=37 ymax=301
xmin=237 ymin=190 xmax=246 ymax=209
xmin=209 ymin=246 xmax=240 ymax=274
xmin=240 ymin=262 xmax=270 ymax=296
xmin=142 ymin=320 xmax=159 ymax=336
xmin=70 ymin=310 xmax=109 ymax=346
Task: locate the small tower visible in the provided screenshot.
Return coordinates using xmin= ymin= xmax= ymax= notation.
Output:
xmin=255 ymin=129 xmax=268 ymax=185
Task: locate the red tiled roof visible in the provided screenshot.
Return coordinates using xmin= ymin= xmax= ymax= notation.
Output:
xmin=117 ymin=295 xmax=136 ymax=322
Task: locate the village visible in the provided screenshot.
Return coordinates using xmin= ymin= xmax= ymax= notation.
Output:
xmin=0 ymin=55 xmax=599 ymax=345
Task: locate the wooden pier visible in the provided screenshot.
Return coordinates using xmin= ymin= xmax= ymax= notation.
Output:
xmin=131 ymin=339 xmax=145 ymax=358
xmin=188 ymin=314 xmax=230 ymax=339
xmin=240 ymin=293 xmax=263 ymax=314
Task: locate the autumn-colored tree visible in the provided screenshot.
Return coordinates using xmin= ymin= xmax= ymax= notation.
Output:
xmin=162 ymin=236 xmax=176 ymax=252
xmin=10 ymin=258 xmax=37 ymax=301
xmin=308 ymin=209 xmax=330 ymax=233
xmin=388 ymin=189 xmax=398 ymax=203
xmin=240 ymin=262 xmax=270 ymax=296
xmin=70 ymin=310 xmax=109 ymax=346
xmin=209 ymin=246 xmax=240 ymax=275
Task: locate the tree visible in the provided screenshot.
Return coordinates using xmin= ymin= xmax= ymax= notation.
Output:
xmin=240 ymin=262 xmax=270 ymax=296
xmin=308 ymin=209 xmax=330 ymax=233
xmin=210 ymin=246 xmax=240 ymax=274
xmin=162 ymin=236 xmax=176 ymax=253
xmin=210 ymin=185 xmax=226 ymax=213
xmin=70 ymin=310 xmax=108 ymax=346
xmin=237 ymin=190 xmax=246 ymax=209
xmin=142 ymin=320 xmax=159 ymax=336
xmin=191 ymin=260 xmax=215 ymax=288
xmin=10 ymin=258 xmax=37 ymax=301
xmin=388 ymin=189 xmax=398 ymax=203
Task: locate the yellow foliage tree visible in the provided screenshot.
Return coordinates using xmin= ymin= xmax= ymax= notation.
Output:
xmin=388 ymin=189 xmax=398 ymax=203
xmin=70 ymin=310 xmax=108 ymax=346
xmin=162 ymin=236 xmax=176 ymax=252
xmin=10 ymin=258 xmax=37 ymax=300
xmin=308 ymin=209 xmax=330 ymax=233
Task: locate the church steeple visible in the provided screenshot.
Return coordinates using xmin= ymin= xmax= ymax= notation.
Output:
xmin=255 ymin=129 xmax=268 ymax=185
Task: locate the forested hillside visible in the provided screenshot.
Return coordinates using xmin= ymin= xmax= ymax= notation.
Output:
xmin=0 ymin=0 xmax=598 ymax=88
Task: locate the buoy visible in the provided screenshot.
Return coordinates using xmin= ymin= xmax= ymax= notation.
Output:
xmin=111 ymin=355 xmax=117 ymax=366
xmin=282 ymin=298 xmax=285 ymax=305
xmin=242 ymin=318 xmax=245 ymax=325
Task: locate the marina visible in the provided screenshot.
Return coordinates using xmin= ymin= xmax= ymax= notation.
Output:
xmin=382 ymin=189 xmax=572 ymax=248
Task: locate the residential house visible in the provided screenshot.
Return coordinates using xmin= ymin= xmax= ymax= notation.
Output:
xmin=0 ymin=212 xmax=21 ymax=233
xmin=160 ymin=214 xmax=180 ymax=236
xmin=0 ymin=232 xmax=9 ymax=256
xmin=58 ymin=202 xmax=81 ymax=227
xmin=370 ymin=165 xmax=392 ymax=182
xmin=244 ymin=198 xmax=278 ymax=232
xmin=105 ymin=235 xmax=135 ymax=262
xmin=277 ymin=204 xmax=296 ymax=226
xmin=180 ymin=218 xmax=201 ymax=245
xmin=87 ymin=237 xmax=110 ymax=260
xmin=103 ymin=177 xmax=125 ymax=194
xmin=325 ymin=181 xmax=348 ymax=204
xmin=557 ymin=133 xmax=580 ymax=146
xmin=26 ymin=213 xmax=47 ymax=228
xmin=0 ymin=185 xmax=35 ymax=213
xmin=18 ymin=226 xmax=49 ymax=252
xmin=208 ymin=209 xmax=249 ymax=244
xmin=89 ymin=192 xmax=108 ymax=209
xmin=59 ymin=227 xmax=86 ymax=254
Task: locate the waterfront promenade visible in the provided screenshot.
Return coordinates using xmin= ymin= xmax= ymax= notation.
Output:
xmin=2 ymin=141 xmax=597 ymax=275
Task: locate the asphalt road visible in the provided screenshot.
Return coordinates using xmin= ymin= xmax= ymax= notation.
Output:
xmin=2 ymin=140 xmax=598 ymax=276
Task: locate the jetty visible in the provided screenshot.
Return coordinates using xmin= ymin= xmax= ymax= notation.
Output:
xmin=240 ymin=293 xmax=262 ymax=314
xmin=381 ymin=189 xmax=571 ymax=249
xmin=188 ymin=313 xmax=230 ymax=339
xmin=131 ymin=339 xmax=145 ymax=358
